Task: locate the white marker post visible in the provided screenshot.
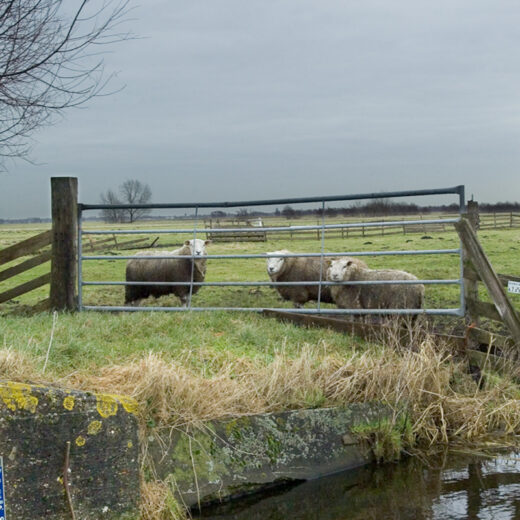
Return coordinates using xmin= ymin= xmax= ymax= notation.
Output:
xmin=508 ymin=281 xmax=520 ymax=294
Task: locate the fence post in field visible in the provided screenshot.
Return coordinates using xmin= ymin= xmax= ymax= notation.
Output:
xmin=467 ymin=200 xmax=480 ymax=231
xmin=50 ymin=177 xmax=78 ymax=311
xmin=462 ymin=206 xmax=480 ymax=328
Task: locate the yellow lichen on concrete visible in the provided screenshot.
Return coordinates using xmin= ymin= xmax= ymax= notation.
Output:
xmin=88 ymin=420 xmax=103 ymax=435
xmin=0 ymin=382 xmax=38 ymax=413
xmin=76 ymin=436 xmax=86 ymax=447
xmin=95 ymin=393 xmax=139 ymax=418
xmin=63 ymin=396 xmax=75 ymax=411
xmin=118 ymin=395 xmax=139 ymax=415
xmin=96 ymin=394 xmax=119 ymax=418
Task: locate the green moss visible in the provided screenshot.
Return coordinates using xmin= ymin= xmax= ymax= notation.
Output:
xmin=168 ymin=426 xmax=230 ymax=485
xmin=351 ymin=414 xmax=414 ymax=463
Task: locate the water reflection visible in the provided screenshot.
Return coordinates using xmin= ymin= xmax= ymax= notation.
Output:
xmin=194 ymin=451 xmax=520 ymax=520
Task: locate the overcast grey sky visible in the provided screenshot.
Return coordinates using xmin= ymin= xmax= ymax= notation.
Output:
xmin=1 ymin=0 xmax=520 ymax=218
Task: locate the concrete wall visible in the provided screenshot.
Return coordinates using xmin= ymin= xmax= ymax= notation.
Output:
xmin=149 ymin=403 xmax=392 ymax=508
xmin=0 ymin=381 xmax=140 ymax=519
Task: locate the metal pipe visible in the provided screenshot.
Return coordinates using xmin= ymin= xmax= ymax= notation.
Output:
xmin=188 ymin=206 xmax=199 ymax=309
xmin=82 ymin=279 xmax=461 ymax=287
xmin=81 ymin=217 xmax=461 ymax=235
xmin=81 ymin=305 xmax=463 ymax=316
xmin=79 ymin=185 xmax=465 ymax=210
xmin=317 ymin=201 xmax=326 ymax=311
xmin=77 ymin=210 xmax=83 ymax=311
xmin=82 ymin=249 xmax=461 ymax=261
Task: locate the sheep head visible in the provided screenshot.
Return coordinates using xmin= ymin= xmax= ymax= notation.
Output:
xmin=327 ymin=258 xmax=359 ymax=281
xmin=266 ymin=250 xmax=290 ymax=278
xmin=184 ymin=239 xmax=211 ymax=257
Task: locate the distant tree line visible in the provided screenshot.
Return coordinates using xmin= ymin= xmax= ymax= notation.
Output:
xmin=204 ymin=200 xmax=520 ymax=220
xmin=3 ymin=199 xmax=519 ymax=224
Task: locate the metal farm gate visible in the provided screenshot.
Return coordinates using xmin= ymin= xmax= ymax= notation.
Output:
xmin=77 ymin=186 xmax=466 ymax=315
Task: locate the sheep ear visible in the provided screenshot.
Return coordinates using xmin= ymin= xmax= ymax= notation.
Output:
xmin=205 ymin=240 xmax=212 ymax=245
xmin=184 ymin=240 xmax=190 ymax=246
xmin=346 ymin=260 xmax=353 ymax=266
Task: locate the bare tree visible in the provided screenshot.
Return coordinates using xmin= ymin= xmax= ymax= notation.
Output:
xmin=119 ymin=179 xmax=152 ymax=222
xmin=100 ymin=179 xmax=152 ymax=223
xmin=99 ymin=189 xmax=124 ymax=223
xmin=0 ymin=0 xmax=130 ymax=167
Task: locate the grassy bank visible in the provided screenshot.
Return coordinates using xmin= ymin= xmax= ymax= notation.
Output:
xmin=3 ymin=312 xmax=520 ymax=518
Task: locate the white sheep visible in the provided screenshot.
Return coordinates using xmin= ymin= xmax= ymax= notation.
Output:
xmin=266 ymin=250 xmax=367 ymax=308
xmin=125 ymin=238 xmax=211 ymax=306
xmin=327 ymin=258 xmax=424 ymax=310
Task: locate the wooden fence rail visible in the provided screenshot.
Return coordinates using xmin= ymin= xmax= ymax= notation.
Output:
xmin=0 ymin=229 xmax=53 ymax=309
xmin=225 ymin=211 xmax=519 ymax=242
xmin=0 ymin=224 xmax=158 ymax=310
xmin=0 ymin=230 xmax=52 ymax=266
xmin=456 ymin=217 xmax=520 ymax=346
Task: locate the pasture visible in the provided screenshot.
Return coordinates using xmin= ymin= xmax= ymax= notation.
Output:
xmin=1 ymin=215 xmax=519 ymax=312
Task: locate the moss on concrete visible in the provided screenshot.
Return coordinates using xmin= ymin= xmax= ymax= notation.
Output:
xmin=150 ymin=403 xmax=393 ymax=507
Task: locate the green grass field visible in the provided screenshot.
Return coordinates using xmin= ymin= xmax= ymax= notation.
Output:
xmin=2 ymin=216 xmax=519 ymax=311
xmin=1 ymin=217 xmax=519 ymax=367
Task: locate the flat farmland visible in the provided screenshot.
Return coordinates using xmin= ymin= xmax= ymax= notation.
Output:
xmin=1 ymin=214 xmax=519 ymax=312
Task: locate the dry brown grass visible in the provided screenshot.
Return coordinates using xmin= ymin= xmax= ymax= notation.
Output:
xmin=64 ymin=328 xmax=520 ymax=449
xmin=0 ymin=346 xmax=40 ymax=382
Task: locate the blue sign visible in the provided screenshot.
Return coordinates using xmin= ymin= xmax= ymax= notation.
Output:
xmin=0 ymin=456 xmax=5 ymax=520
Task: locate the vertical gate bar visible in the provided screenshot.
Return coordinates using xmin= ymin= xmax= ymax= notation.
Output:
xmin=458 ymin=192 xmax=466 ymax=317
xmin=317 ymin=200 xmax=326 ymax=311
xmin=77 ymin=208 xmax=83 ymax=312
xmin=188 ymin=206 xmax=199 ymax=309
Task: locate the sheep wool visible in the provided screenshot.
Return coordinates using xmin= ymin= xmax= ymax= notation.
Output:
xmin=266 ymin=250 xmax=367 ymax=308
xmin=327 ymin=258 xmax=424 ymax=310
xmin=125 ymin=239 xmax=210 ymax=306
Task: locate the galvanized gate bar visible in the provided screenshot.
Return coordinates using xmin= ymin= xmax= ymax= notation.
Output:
xmin=83 ymin=279 xmax=460 ymax=286
xmin=81 ymin=217 xmax=461 ymax=235
xmin=79 ymin=185 xmax=465 ymax=210
xmin=82 ymin=305 xmax=463 ymax=315
xmin=82 ymin=249 xmax=461 ymax=261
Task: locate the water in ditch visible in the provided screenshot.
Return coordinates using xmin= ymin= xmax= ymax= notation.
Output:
xmin=194 ymin=451 xmax=520 ymax=520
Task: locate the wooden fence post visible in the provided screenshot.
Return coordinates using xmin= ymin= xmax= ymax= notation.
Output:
xmin=463 ymin=201 xmax=480 ymax=328
xmin=467 ymin=200 xmax=480 ymax=231
xmin=50 ymin=177 xmax=78 ymax=311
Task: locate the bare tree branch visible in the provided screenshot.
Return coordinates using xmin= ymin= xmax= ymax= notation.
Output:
xmin=119 ymin=179 xmax=152 ymax=223
xmin=100 ymin=179 xmax=152 ymax=223
xmin=0 ymin=0 xmax=131 ymax=168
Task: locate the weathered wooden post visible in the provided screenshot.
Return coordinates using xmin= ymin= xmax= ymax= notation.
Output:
xmin=467 ymin=200 xmax=480 ymax=230
xmin=50 ymin=177 xmax=78 ymax=310
xmin=463 ymin=201 xmax=480 ymax=328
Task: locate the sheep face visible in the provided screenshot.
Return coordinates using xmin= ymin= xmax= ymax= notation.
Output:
xmin=266 ymin=250 xmax=289 ymax=277
xmin=184 ymin=239 xmax=211 ymax=256
xmin=327 ymin=258 xmax=356 ymax=281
